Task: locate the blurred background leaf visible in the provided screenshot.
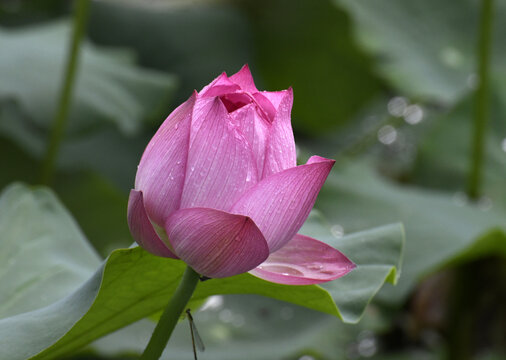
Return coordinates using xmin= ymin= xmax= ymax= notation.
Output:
xmin=1 ymin=0 xmax=506 ymax=358
xmin=316 ymin=161 xmax=506 ymax=303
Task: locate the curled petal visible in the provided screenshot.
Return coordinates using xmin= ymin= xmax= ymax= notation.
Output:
xmin=252 ymin=92 xmax=277 ymax=123
xmin=250 ymin=234 xmax=355 ymax=285
xmin=135 ymin=93 xmax=195 ymax=226
xmin=165 ymin=207 xmax=269 ymax=278
xmin=127 ymin=190 xmax=178 ymax=258
xmin=232 ymin=156 xmax=335 ymax=252
xmin=180 ymin=97 xmax=258 ymax=211
xmin=262 ymin=88 xmax=296 ymax=178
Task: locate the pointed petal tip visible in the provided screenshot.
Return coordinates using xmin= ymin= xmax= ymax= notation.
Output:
xmin=230 ymin=64 xmax=257 ymax=93
xmin=307 ymin=155 xmax=335 ymax=165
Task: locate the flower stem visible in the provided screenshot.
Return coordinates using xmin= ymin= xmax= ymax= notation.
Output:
xmin=140 ymin=266 xmax=200 ymax=360
xmin=40 ymin=0 xmax=90 ymax=185
xmin=467 ymin=0 xmax=494 ymax=200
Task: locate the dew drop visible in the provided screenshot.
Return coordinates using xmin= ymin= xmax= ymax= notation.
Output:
xmin=387 ymin=96 xmax=408 ymax=117
xmin=403 ymin=104 xmax=424 ymax=125
xmin=331 ymin=224 xmax=344 ymax=239
xmin=377 ymin=125 xmax=397 ymax=145
xmin=307 ymin=264 xmax=323 ymax=271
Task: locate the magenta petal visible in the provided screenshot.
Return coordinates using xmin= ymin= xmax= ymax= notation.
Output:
xmin=127 ymin=190 xmax=178 ymax=258
xmin=229 ymin=64 xmax=258 ymax=93
xmin=262 ymin=88 xmax=297 ymax=178
xmin=249 ymin=234 xmax=355 ymax=285
xmin=165 ymin=207 xmax=269 ymax=278
xmin=252 ymin=92 xmax=276 ymax=123
xmin=259 ymin=90 xmax=289 ymax=110
xmin=232 ymin=156 xmax=335 ymax=252
xmin=230 ymin=103 xmax=270 ymax=177
xmin=135 ymin=93 xmax=195 ymax=226
xmin=200 ymin=72 xmax=241 ymax=97
xmin=180 ymin=97 xmax=258 ymax=211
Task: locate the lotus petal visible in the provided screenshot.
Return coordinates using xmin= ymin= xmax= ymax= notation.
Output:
xmin=165 ymin=207 xmax=269 ymax=277
xmin=250 ymin=234 xmax=355 ymax=285
xmin=232 ymin=156 xmax=335 ymax=252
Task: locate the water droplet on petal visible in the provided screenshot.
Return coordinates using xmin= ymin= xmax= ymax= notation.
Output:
xmin=307 ymin=264 xmax=323 ymax=271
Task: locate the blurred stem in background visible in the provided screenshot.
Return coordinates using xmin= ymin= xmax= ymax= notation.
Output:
xmin=467 ymin=0 xmax=494 ymax=200
xmin=40 ymin=0 xmax=90 ymax=185
xmin=448 ymin=1 xmax=495 ymax=359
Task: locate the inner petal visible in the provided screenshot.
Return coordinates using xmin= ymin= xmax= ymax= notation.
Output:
xmin=220 ymin=93 xmax=252 ymax=113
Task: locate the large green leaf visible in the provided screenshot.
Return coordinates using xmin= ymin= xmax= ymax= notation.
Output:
xmin=86 ymin=220 xmax=404 ymax=360
xmin=0 ymin=20 xmax=176 ymax=150
xmin=0 ymin=184 xmax=101 ymax=320
xmin=335 ymin=0 xmax=506 ymax=104
xmin=0 ymin=185 xmax=403 ymax=359
xmin=317 ymin=161 xmax=506 ymax=303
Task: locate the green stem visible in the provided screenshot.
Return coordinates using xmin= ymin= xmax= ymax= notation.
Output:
xmin=40 ymin=0 xmax=90 ymax=185
xmin=140 ymin=266 xmax=200 ymax=360
xmin=467 ymin=0 xmax=494 ymax=199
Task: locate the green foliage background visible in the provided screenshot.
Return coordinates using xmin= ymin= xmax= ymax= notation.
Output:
xmin=0 ymin=0 xmax=505 ymax=359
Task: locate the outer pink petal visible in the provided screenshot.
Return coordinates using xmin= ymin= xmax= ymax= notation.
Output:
xmin=180 ymin=97 xmax=258 ymax=211
xmin=232 ymin=156 xmax=335 ymax=252
xmin=135 ymin=93 xmax=195 ymax=226
xmin=200 ymin=72 xmax=241 ymax=97
xmin=229 ymin=64 xmax=258 ymax=93
xmin=262 ymin=88 xmax=297 ymax=178
xmin=249 ymin=234 xmax=355 ymax=285
xmin=165 ymin=207 xmax=269 ymax=278
xmin=259 ymin=90 xmax=289 ymax=110
xmin=127 ymin=190 xmax=178 ymax=258
xmin=229 ymin=103 xmax=270 ymax=178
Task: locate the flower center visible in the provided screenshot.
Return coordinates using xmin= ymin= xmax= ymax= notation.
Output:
xmin=219 ymin=93 xmax=251 ymax=113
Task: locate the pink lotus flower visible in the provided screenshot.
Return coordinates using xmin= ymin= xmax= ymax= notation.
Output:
xmin=127 ymin=65 xmax=355 ymax=284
